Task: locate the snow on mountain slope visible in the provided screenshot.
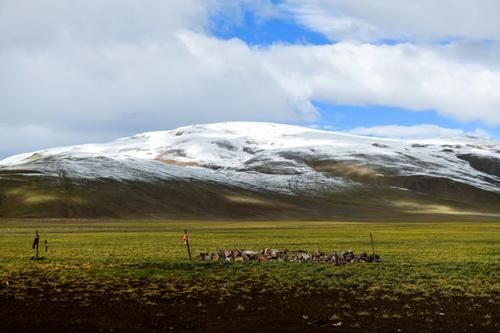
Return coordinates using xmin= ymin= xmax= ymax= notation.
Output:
xmin=1 ymin=122 xmax=500 ymax=195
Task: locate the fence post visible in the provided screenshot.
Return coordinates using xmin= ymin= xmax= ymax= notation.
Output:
xmin=370 ymin=232 xmax=375 ymax=255
xmin=183 ymin=229 xmax=191 ymax=261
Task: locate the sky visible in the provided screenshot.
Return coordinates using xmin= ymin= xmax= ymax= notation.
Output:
xmin=1 ymin=0 xmax=500 ymax=158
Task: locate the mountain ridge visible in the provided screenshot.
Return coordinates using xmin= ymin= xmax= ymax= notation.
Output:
xmin=1 ymin=122 xmax=499 ymax=220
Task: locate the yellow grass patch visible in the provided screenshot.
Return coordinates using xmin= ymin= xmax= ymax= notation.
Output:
xmin=392 ymin=200 xmax=500 ymax=216
xmin=7 ymin=188 xmax=86 ymax=205
xmin=313 ymin=162 xmax=382 ymax=178
xmin=155 ymin=158 xmax=200 ymax=167
xmin=224 ymin=195 xmax=271 ymax=205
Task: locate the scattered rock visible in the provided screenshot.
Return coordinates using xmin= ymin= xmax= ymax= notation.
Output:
xmin=197 ymin=248 xmax=382 ymax=264
xmin=242 ymin=250 xmax=257 ymax=260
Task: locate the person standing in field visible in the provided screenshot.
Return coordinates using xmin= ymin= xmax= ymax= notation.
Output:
xmin=32 ymin=230 xmax=40 ymax=259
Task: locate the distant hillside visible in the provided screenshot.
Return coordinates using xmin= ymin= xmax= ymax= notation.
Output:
xmin=1 ymin=122 xmax=499 ymax=220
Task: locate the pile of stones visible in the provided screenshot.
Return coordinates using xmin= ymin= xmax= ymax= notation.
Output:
xmin=197 ymin=248 xmax=381 ymax=264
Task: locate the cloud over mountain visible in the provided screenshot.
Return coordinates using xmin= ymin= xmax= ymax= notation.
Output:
xmin=1 ymin=0 xmax=499 ymax=157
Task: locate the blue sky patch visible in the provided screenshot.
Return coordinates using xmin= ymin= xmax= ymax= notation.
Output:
xmin=210 ymin=6 xmax=330 ymax=46
xmin=312 ymin=102 xmax=500 ymax=138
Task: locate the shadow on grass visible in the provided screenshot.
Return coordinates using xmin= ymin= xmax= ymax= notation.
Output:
xmin=29 ymin=256 xmax=47 ymax=261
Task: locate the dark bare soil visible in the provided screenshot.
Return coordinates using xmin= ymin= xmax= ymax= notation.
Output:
xmin=1 ymin=292 xmax=498 ymax=333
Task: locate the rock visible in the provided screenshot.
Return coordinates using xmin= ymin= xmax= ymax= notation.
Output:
xmin=242 ymin=250 xmax=256 ymax=255
xmin=258 ymin=255 xmax=268 ymax=262
xmin=198 ymin=252 xmax=209 ymax=260
xmin=332 ymin=252 xmax=344 ymax=265
xmin=302 ymin=254 xmax=311 ymax=262
xmin=242 ymin=250 xmax=257 ymax=261
xmin=342 ymin=251 xmax=354 ymax=262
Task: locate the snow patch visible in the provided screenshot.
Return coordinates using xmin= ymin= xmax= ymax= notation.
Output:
xmin=1 ymin=122 xmax=499 ymax=194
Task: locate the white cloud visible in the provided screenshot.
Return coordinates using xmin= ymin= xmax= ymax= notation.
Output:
xmin=263 ymin=41 xmax=500 ymax=124
xmin=0 ymin=0 xmax=212 ymax=47
xmin=281 ymin=0 xmax=500 ymax=42
xmin=349 ymin=124 xmax=491 ymax=139
xmin=0 ymin=124 xmax=106 ymax=158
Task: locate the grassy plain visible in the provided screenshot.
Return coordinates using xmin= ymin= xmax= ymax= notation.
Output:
xmin=0 ymin=219 xmax=499 ymax=332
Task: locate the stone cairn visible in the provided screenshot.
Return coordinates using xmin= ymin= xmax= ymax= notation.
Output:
xmin=197 ymin=248 xmax=381 ymax=265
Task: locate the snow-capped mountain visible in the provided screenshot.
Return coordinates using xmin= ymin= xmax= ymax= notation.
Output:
xmin=1 ymin=122 xmax=499 ymax=219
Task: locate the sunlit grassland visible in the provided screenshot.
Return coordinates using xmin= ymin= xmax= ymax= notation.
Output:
xmin=0 ymin=219 xmax=499 ymax=303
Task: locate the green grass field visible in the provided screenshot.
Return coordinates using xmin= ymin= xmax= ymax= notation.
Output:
xmin=1 ymin=219 xmax=499 ymax=298
xmin=0 ymin=219 xmax=499 ymax=332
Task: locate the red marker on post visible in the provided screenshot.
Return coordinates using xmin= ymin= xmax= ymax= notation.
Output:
xmin=183 ymin=229 xmax=191 ymax=261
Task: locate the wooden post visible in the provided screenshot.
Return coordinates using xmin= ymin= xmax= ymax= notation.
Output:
xmin=32 ymin=230 xmax=40 ymax=259
xmin=370 ymin=232 xmax=375 ymax=255
xmin=183 ymin=229 xmax=192 ymax=261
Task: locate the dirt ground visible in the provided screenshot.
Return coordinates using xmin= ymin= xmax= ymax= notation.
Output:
xmin=1 ymin=292 xmax=498 ymax=333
